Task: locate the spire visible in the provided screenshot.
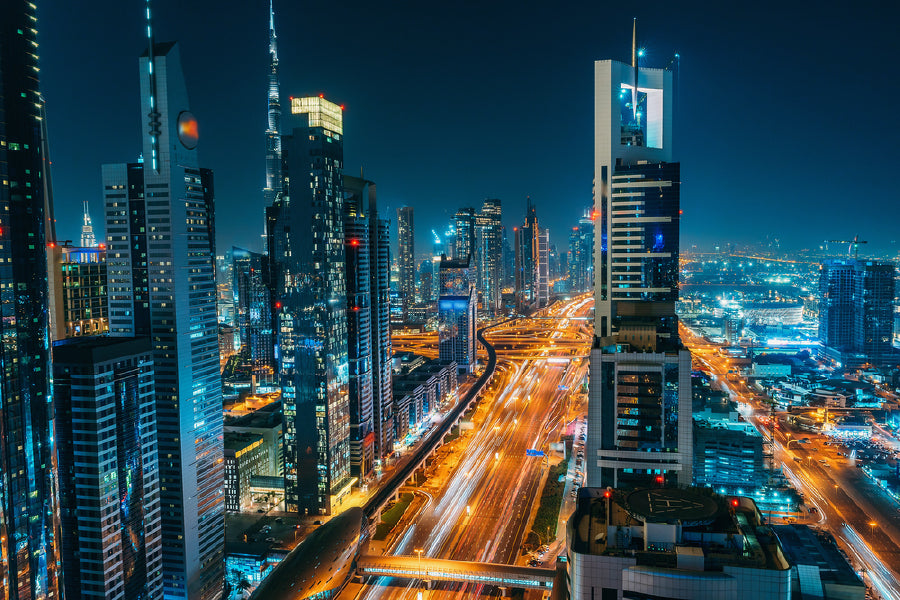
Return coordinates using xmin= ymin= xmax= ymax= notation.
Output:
xmin=631 ymin=18 xmax=639 ymax=124
xmin=145 ymin=0 xmax=161 ymax=172
xmin=264 ymin=0 xmax=282 ymax=206
xmin=81 ymin=201 xmax=96 ymax=248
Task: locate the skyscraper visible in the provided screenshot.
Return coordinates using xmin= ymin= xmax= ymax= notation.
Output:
xmin=270 ymin=96 xmax=351 ymax=514
xmin=475 ymin=198 xmax=502 ymax=315
xmin=568 ymin=210 xmax=594 ymax=293
xmin=263 ymin=0 xmax=282 ymax=208
xmin=81 ymin=200 xmax=97 ymax=247
xmin=586 ymin=24 xmax=691 ymax=490
xmin=103 ymin=35 xmax=224 ymax=598
xmin=232 ymin=247 xmax=275 ymax=372
xmin=0 ymin=2 xmax=62 ymax=596
xmin=454 ymin=207 xmax=476 ymax=261
xmin=439 ymin=255 xmax=477 ymax=374
xmin=53 ymin=337 xmax=163 ymax=600
xmin=47 ymin=244 xmax=109 ymax=340
xmin=514 ymin=198 xmax=539 ymax=312
xmin=818 ymin=259 xmax=896 ymax=368
xmin=537 ymin=228 xmax=549 ymax=307
xmin=397 ymin=206 xmax=415 ymax=315
xmin=343 ymin=183 xmax=375 ymax=480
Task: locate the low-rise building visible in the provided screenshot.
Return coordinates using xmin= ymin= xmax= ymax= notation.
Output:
xmin=567 ymin=487 xmax=791 ymax=599
xmin=225 ymin=432 xmax=268 ymax=512
xmin=772 ymin=524 xmax=865 ymax=599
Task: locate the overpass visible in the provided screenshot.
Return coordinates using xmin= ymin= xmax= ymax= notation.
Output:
xmin=356 ymin=555 xmax=556 ymax=591
xmin=362 ymin=319 xmax=507 ymax=518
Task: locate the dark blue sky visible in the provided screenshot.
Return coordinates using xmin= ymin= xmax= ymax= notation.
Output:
xmin=41 ymin=0 xmax=900 ymax=255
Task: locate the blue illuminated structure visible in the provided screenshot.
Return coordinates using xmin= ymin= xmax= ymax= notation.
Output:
xmin=53 ymin=337 xmax=163 ymax=599
xmin=270 ymin=97 xmax=352 ymax=515
xmin=0 ymin=1 xmax=62 ymax=596
xmin=103 ymin=37 xmax=224 ymax=600
xmin=438 ymin=255 xmax=477 ymax=374
xmin=263 ymin=0 xmax=282 ymax=207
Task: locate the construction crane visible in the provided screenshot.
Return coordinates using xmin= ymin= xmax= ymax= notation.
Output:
xmin=827 ymin=235 xmax=867 ymax=259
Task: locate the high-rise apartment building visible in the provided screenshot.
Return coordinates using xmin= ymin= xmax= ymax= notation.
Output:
xmin=0 ymin=3 xmax=62 ymax=596
xmin=53 ymin=337 xmax=163 ymax=600
xmin=48 ymin=244 xmax=109 ymax=340
xmin=438 ymin=255 xmax=477 ymax=374
xmin=586 ymin=26 xmax=691 ymax=490
xmin=568 ymin=210 xmax=595 ymax=293
xmin=397 ymin=206 xmax=415 ymax=315
xmin=103 ymin=38 xmax=224 ymax=598
xmin=514 ymin=198 xmax=539 ymax=312
xmin=269 ymin=96 xmax=351 ymax=514
xmin=537 ymin=228 xmax=549 ymax=307
xmin=475 ymin=198 xmax=502 ymax=315
xmin=454 ymin=207 xmax=476 ymax=261
xmin=232 ymin=247 xmax=275 ymax=372
xmin=818 ymin=259 xmax=896 ymax=368
xmin=344 ymin=182 xmax=375 ymax=480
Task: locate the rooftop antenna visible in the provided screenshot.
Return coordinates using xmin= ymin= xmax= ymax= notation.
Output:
xmin=145 ymin=0 xmax=161 ymax=173
xmin=631 ymin=18 xmax=639 ymax=125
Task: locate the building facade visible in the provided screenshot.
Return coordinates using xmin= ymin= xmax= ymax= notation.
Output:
xmin=0 ymin=3 xmax=62 ymax=597
xmin=232 ymin=247 xmax=275 ymax=372
xmin=48 ymin=244 xmax=108 ymax=340
xmin=568 ymin=210 xmax=594 ymax=293
xmin=270 ymin=97 xmax=351 ymax=515
xmin=103 ymin=40 xmax=224 ymax=599
xmin=514 ymin=198 xmax=540 ymax=312
xmin=397 ymin=206 xmax=415 ymax=316
xmin=587 ymin=39 xmax=692 ymax=490
xmin=438 ymin=255 xmax=477 ymax=374
xmin=475 ymin=198 xmax=502 ymax=315
xmin=818 ymin=259 xmax=895 ymax=368
xmin=454 ymin=207 xmax=476 ymax=262
xmin=224 ymin=432 xmax=268 ymax=512
xmin=53 ymin=337 xmax=163 ymax=600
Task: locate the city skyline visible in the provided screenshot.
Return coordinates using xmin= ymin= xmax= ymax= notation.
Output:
xmin=40 ymin=1 xmax=900 ymax=254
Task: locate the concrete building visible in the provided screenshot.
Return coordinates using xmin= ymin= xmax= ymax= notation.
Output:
xmin=53 ymin=337 xmax=163 ymax=600
xmin=48 ymin=244 xmax=109 ymax=340
xmin=102 ymin=38 xmax=223 ymax=599
xmin=567 ymin=488 xmax=791 ymax=600
xmin=224 ymin=401 xmax=285 ymax=478
xmin=438 ymin=255 xmax=477 ymax=374
xmin=224 ymin=432 xmax=269 ymax=512
xmin=773 ymin=525 xmax=865 ymax=599
xmin=587 ymin=27 xmax=691 ymax=490
xmin=269 ymin=96 xmax=351 ymax=515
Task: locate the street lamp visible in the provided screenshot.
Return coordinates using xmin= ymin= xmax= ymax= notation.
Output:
xmin=415 ymin=548 xmax=424 ymax=580
xmin=869 ymin=521 xmax=877 ymax=536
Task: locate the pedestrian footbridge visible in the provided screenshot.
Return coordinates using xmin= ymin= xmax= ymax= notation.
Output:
xmin=356 ymin=555 xmax=556 ymax=590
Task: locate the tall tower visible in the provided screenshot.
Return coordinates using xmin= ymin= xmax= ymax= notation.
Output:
xmin=103 ymin=8 xmax=224 ymax=595
xmin=80 ymin=200 xmax=96 ymax=247
xmin=0 ymin=2 xmax=62 ymax=597
xmin=586 ymin=23 xmax=691 ymax=491
xmin=263 ymin=0 xmax=282 ymax=207
xmin=397 ymin=206 xmax=415 ymax=313
xmin=475 ymin=199 xmax=502 ymax=315
xmin=271 ymin=96 xmax=351 ymax=515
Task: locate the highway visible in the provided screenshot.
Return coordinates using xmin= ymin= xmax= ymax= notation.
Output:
xmin=681 ymin=323 xmax=900 ymax=600
xmin=343 ymin=294 xmax=593 ymax=600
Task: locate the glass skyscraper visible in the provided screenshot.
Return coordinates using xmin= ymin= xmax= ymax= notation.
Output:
xmin=397 ymin=206 xmax=415 ymax=316
xmin=103 ymin=40 xmax=224 ymax=599
xmin=53 ymin=337 xmax=163 ymax=600
xmin=0 ymin=2 xmax=62 ymax=597
xmin=438 ymin=256 xmax=477 ymax=374
xmin=271 ymin=97 xmax=351 ymax=514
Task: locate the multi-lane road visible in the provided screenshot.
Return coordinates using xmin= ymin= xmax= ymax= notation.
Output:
xmin=682 ymin=323 xmax=900 ymax=599
xmin=342 ymin=295 xmax=593 ymax=600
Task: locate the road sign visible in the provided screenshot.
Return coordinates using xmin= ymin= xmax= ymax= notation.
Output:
xmin=558 ymin=385 xmax=569 ymax=391
xmin=526 ymin=449 xmax=545 ymax=457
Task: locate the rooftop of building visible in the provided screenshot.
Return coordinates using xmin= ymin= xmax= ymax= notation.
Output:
xmin=568 ymin=487 xmax=790 ymax=573
xmin=52 ymin=335 xmax=151 ymax=365
xmin=771 ymin=524 xmax=864 ymax=591
xmin=225 ymin=401 xmax=283 ymax=430
xmin=224 ymin=431 xmax=265 ymax=453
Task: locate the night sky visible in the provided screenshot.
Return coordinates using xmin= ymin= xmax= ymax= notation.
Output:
xmin=41 ymin=0 xmax=900 ymax=256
